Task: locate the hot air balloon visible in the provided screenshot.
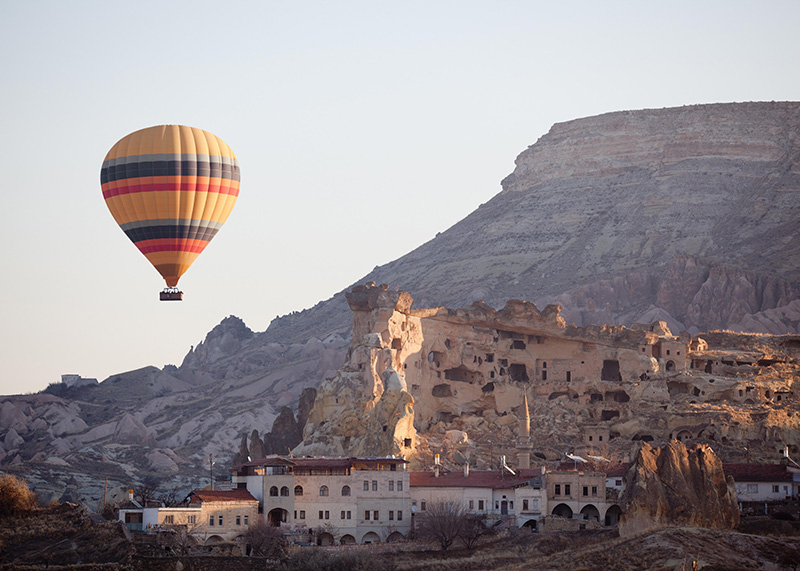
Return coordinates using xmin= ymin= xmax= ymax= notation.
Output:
xmin=100 ymin=125 xmax=240 ymax=301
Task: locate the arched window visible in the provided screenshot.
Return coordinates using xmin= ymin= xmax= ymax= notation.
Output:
xmin=294 ymin=485 xmax=304 ymax=496
xmin=280 ymin=486 xmax=289 ymax=497
xmin=320 ymin=485 xmax=329 ymax=497
xmin=269 ymin=486 xmax=278 ymax=497
xmin=341 ymin=485 xmax=351 ymax=497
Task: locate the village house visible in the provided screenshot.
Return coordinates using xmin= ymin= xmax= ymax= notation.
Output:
xmin=118 ymin=488 xmax=258 ymax=544
xmin=409 ymin=462 xmax=546 ymax=530
xmin=723 ymin=463 xmax=799 ymax=505
xmin=230 ymin=456 xmax=412 ymax=545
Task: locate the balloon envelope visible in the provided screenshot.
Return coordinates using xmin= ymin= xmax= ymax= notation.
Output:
xmin=101 ymin=125 xmax=240 ymax=288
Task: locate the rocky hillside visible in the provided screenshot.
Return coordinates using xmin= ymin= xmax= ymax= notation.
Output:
xmin=3 ymin=101 xmax=799 ymax=505
xmin=268 ymin=101 xmax=800 ymax=343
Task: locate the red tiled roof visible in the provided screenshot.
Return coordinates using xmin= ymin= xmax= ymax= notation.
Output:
xmin=410 ymin=468 xmax=543 ymax=489
xmin=723 ymin=463 xmax=793 ymax=483
xmin=234 ymin=455 xmax=407 ymax=470
xmin=189 ymin=489 xmax=257 ymax=503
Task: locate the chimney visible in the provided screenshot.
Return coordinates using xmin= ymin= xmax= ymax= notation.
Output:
xmin=128 ymin=489 xmax=134 ymax=501
xmin=464 ymin=462 xmax=470 ymax=478
xmin=434 ymin=454 xmax=440 ymax=478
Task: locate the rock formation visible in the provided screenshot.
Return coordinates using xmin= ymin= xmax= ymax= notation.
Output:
xmin=296 ymin=284 xmax=800 ymax=472
xmin=618 ymin=440 xmax=739 ymax=536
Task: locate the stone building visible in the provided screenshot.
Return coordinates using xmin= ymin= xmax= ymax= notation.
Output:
xmin=118 ymin=488 xmax=258 ymax=544
xmin=409 ymin=464 xmax=547 ymax=530
xmin=231 ymin=456 xmax=411 ymax=545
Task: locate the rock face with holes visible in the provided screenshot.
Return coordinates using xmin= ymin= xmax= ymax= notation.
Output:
xmin=619 ymin=440 xmax=739 ymax=536
xmin=297 ymin=283 xmax=800 ymax=470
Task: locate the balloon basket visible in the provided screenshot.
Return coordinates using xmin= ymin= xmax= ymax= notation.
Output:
xmin=160 ymin=288 xmax=183 ymax=301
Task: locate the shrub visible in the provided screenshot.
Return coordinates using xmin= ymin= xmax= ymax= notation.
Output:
xmin=0 ymin=474 xmax=37 ymax=516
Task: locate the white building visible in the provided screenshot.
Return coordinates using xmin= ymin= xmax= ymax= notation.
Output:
xmin=410 ymin=464 xmax=547 ymax=530
xmin=231 ymin=456 xmax=411 ymax=545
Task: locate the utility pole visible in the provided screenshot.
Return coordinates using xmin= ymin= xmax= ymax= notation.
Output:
xmin=209 ymin=453 xmax=214 ymax=491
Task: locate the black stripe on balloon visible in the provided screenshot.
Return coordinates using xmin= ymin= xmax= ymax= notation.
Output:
xmin=124 ymin=224 xmax=221 ymax=243
xmin=101 ymin=160 xmax=240 ymax=184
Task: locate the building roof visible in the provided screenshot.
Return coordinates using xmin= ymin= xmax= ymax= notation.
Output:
xmin=410 ymin=468 xmax=543 ymax=489
xmin=723 ymin=463 xmax=793 ymax=483
xmin=188 ymin=489 xmax=258 ymax=503
xmin=234 ymin=455 xmax=408 ymax=470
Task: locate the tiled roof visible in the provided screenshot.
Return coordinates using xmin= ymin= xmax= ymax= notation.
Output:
xmin=410 ymin=468 xmax=543 ymax=489
xmin=189 ymin=489 xmax=257 ymax=503
xmin=723 ymin=463 xmax=793 ymax=483
xmin=234 ymin=455 xmax=408 ymax=470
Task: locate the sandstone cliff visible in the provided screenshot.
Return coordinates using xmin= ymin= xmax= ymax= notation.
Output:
xmin=618 ymin=441 xmax=739 ymax=536
xmin=296 ymin=284 xmax=800 ymax=474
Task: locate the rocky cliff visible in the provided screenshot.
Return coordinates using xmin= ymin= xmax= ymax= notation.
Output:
xmin=267 ymin=101 xmax=800 ymax=344
xmin=295 ymin=283 xmax=800 ymax=473
xmin=619 ymin=441 xmax=739 ymax=536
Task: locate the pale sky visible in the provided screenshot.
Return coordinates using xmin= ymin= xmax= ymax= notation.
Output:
xmin=1 ymin=1 xmax=798 ymax=396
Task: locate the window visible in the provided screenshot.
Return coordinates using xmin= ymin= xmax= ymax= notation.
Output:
xmin=389 ymin=510 xmax=394 ymax=520
xmin=364 ymin=480 xmax=369 ymax=491
xmin=583 ymin=486 xmax=588 ymax=496
xmin=342 ymin=485 xmax=351 ymax=496
xmin=373 ymin=510 xmax=379 ymax=520
xmin=269 ymin=486 xmax=278 ymax=497
xmin=495 ymin=501 xmax=499 ymax=509
xmin=319 ymin=511 xmax=323 ymax=520
xmin=523 ymin=499 xmax=529 ymax=511
xmin=341 ymin=511 xmax=346 ymax=519
xmin=218 ymin=516 xmax=223 ymax=526
xmin=188 ymin=515 xmax=196 ymax=524
xmin=469 ymin=499 xmax=474 ymax=510
xmin=564 ymin=484 xmax=571 ymax=496
xmin=236 ymin=516 xmax=241 ymax=526
xmin=391 ymin=463 xmax=397 ymax=471
xmin=397 ymin=481 xmax=403 ymax=491
xmin=346 ymin=511 xmax=351 ymax=519
xmin=365 ymin=511 xmax=370 ymax=520
xmin=397 ymin=511 xmax=403 ymax=520
xmin=421 ymin=501 xmax=427 ymax=511
xmin=746 ymin=484 xmax=758 ymax=494
xmin=773 ymin=485 xmax=780 ymax=493
xmin=320 ymin=485 xmax=329 ymax=497
xmin=244 ymin=516 xmax=248 ymax=526
xmin=209 ymin=515 xmax=215 ymax=526
xmin=555 ymin=484 xmax=561 ymax=495
xmin=163 ymin=515 xmax=174 ymax=524
xmin=592 ymin=486 xmax=597 ymax=496
xmin=478 ymin=500 xmax=484 ymax=510
xmin=389 ymin=481 xmax=394 ymax=491
xmin=372 ymin=480 xmax=378 ymax=491
xmin=510 ymin=501 xmax=514 ymax=509
xmin=299 ymin=511 xmax=305 ymax=519
xmin=280 ymin=486 xmax=289 ymax=496
xmin=532 ymin=499 xmax=539 ymax=510
xmin=615 ymin=479 xmax=622 ymax=487
xmin=294 ymin=485 xmax=303 ymax=496
xmin=294 ymin=510 xmax=297 ymax=519
xmin=325 ymin=511 xmax=330 ymax=519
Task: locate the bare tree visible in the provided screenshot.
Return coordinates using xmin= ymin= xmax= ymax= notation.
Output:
xmin=416 ymin=501 xmax=467 ymax=552
xmin=314 ymin=521 xmax=340 ymax=546
xmin=459 ymin=512 xmax=492 ymax=549
xmin=135 ymin=476 xmax=160 ymax=506
xmin=244 ymin=515 xmax=287 ymax=558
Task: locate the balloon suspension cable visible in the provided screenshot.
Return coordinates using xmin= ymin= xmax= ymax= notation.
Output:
xmin=159 ymin=287 xmax=184 ymax=302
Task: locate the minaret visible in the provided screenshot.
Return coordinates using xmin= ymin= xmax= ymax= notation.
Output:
xmin=517 ymin=388 xmax=532 ymax=469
